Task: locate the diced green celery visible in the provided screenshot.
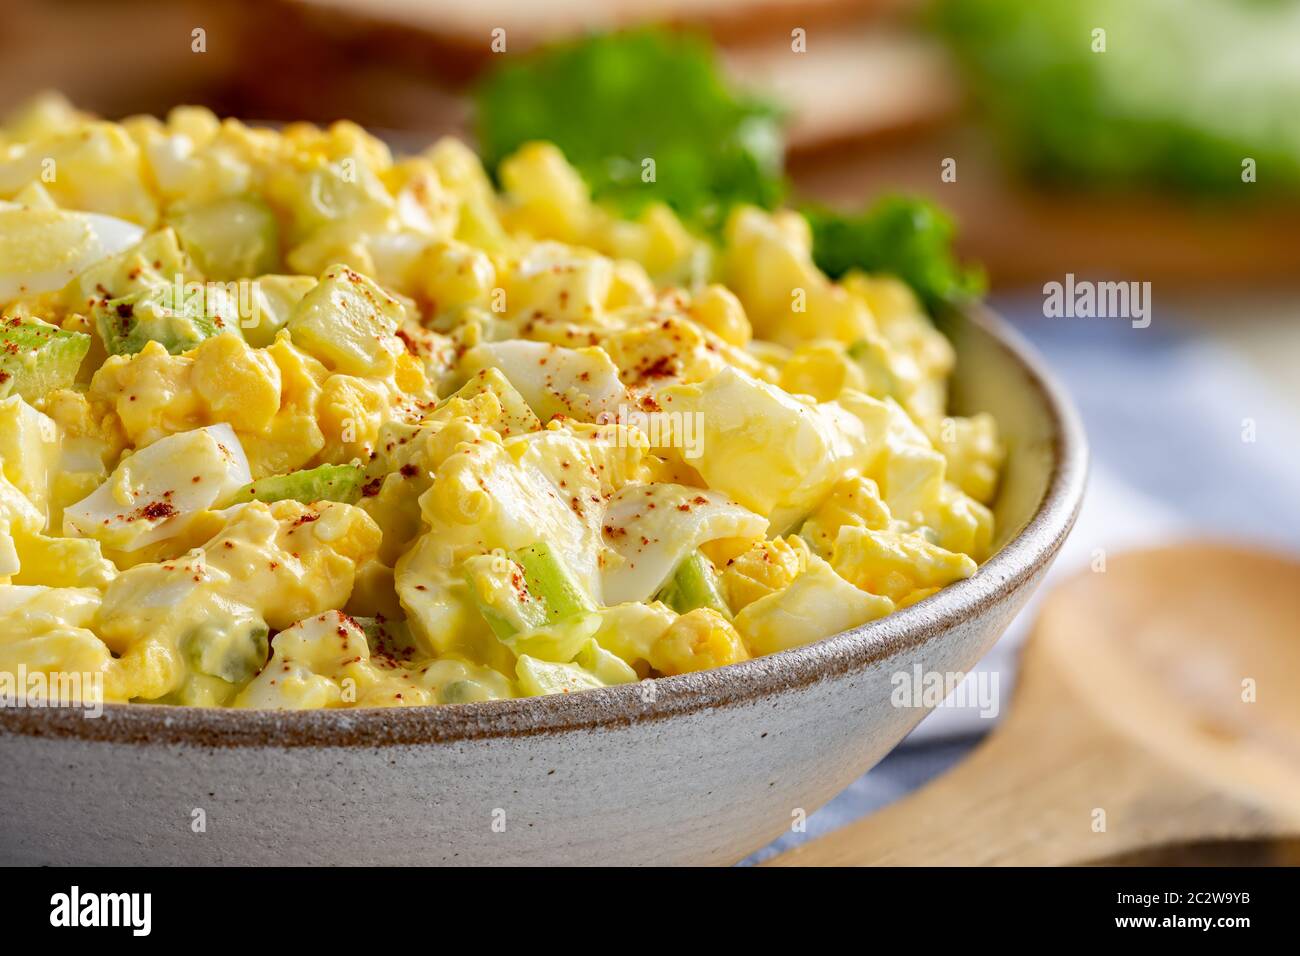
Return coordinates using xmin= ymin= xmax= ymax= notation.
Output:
xmin=167 ymin=196 xmax=280 ymax=280
xmin=441 ymin=680 xmax=492 ymax=704
xmin=0 ymin=319 xmax=91 ymax=400
xmin=463 ymin=553 xmax=550 ymax=639
xmin=353 ymin=614 xmax=419 ymax=662
xmin=515 ymin=655 xmax=605 ymax=697
xmin=465 ymin=542 xmax=596 ymax=645
xmin=182 ymin=617 xmax=269 ymax=685
xmin=165 ymin=615 xmax=270 ymax=706
xmin=656 ymin=550 xmax=731 ymax=619
xmin=575 ymin=638 xmax=638 ymax=685
xmin=229 ymin=462 xmax=365 ymax=506
xmin=353 ymin=615 xmax=410 ymax=645
xmin=506 ymin=613 xmax=601 ymax=663
xmin=511 ymin=541 xmax=595 ymax=621
xmin=95 ymin=280 xmax=241 ymax=356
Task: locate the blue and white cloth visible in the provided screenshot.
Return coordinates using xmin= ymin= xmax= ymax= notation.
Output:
xmin=744 ymin=294 xmax=1300 ymax=864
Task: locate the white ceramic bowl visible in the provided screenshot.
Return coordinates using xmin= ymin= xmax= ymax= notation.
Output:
xmin=0 ymin=303 xmax=1086 ymax=866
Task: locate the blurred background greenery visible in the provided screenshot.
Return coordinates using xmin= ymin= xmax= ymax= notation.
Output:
xmin=4 ymin=0 xmax=1299 ymax=290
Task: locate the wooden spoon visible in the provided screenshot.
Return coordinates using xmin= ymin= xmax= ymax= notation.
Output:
xmin=768 ymin=543 xmax=1300 ymax=866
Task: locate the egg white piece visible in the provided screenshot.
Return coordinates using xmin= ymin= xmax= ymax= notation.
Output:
xmin=63 ymin=423 xmax=251 ymax=552
xmin=0 ymin=203 xmax=144 ymax=301
xmin=0 ymin=583 xmax=101 ymax=627
xmin=461 ymin=340 xmax=627 ymax=423
xmin=600 ymin=483 xmax=767 ymax=605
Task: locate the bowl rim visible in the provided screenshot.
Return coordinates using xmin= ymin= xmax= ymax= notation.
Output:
xmin=0 ymin=302 xmax=1087 ymax=748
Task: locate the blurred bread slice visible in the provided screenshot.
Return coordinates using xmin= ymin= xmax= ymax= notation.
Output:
xmin=723 ymin=27 xmax=957 ymax=151
xmin=291 ymin=0 xmax=908 ymax=50
xmin=793 ymin=124 xmax=1300 ymax=286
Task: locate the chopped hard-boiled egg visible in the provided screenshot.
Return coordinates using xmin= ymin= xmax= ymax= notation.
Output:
xmin=0 ymin=97 xmax=1003 ymax=708
xmin=63 ymin=423 xmax=251 ymax=552
xmin=733 ymin=554 xmax=895 ymax=656
xmin=459 ymin=339 xmax=627 ymax=423
xmin=600 ymin=483 xmax=766 ymax=605
xmin=660 ymin=367 xmax=883 ymax=532
xmin=0 ymin=202 xmax=144 ymax=302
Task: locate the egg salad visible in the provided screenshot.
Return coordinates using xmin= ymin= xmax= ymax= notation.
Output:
xmin=0 ymin=94 xmax=1003 ymax=709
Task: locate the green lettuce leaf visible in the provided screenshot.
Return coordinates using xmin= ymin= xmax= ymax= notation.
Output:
xmin=805 ymin=197 xmax=986 ymax=311
xmin=475 ymin=28 xmax=784 ymax=229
